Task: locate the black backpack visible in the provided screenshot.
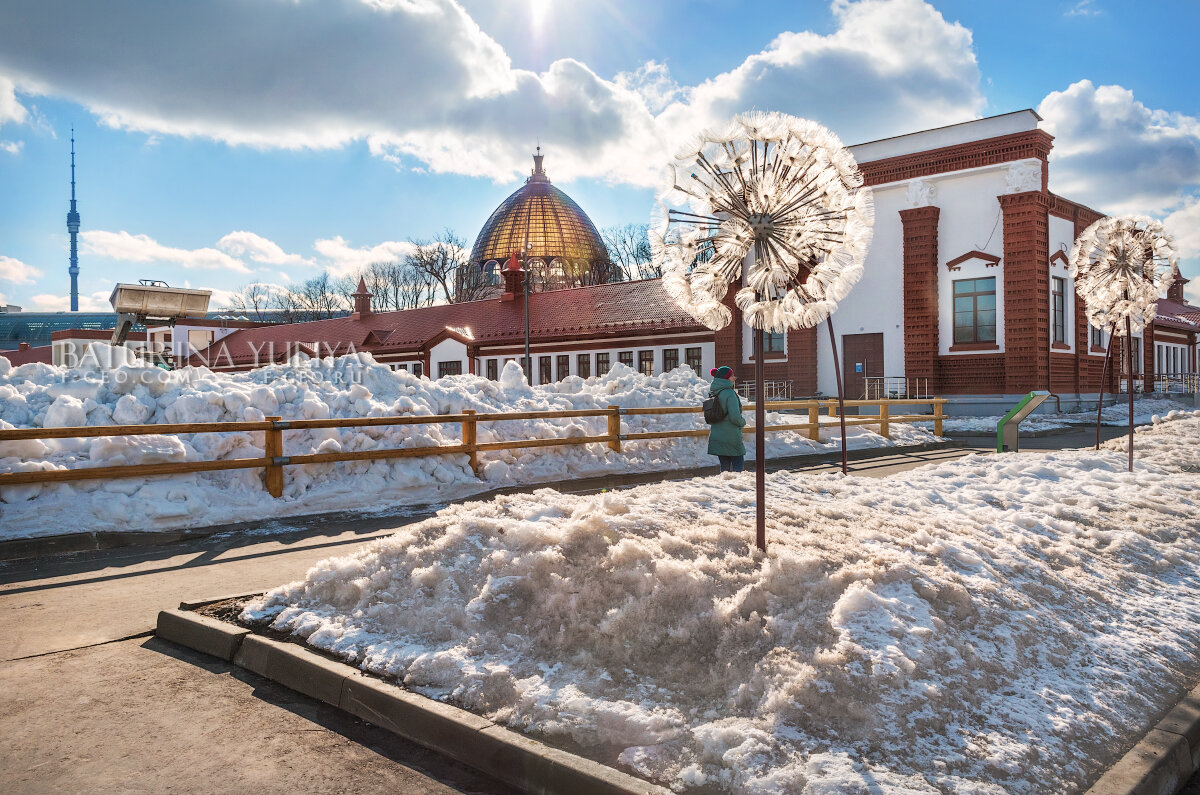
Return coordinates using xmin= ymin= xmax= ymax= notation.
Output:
xmin=703 ymin=387 xmax=731 ymax=424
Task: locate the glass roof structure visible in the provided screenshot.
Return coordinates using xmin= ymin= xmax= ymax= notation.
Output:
xmin=464 ymin=151 xmax=615 ymax=294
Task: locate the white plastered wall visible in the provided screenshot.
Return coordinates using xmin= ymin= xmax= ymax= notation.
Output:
xmin=430 ymin=338 xmax=468 ymax=377
xmin=1048 ymin=214 xmax=1078 ymax=355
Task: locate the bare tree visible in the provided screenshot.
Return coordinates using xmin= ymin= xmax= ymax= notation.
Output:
xmin=602 ymin=223 xmax=655 ymax=280
xmin=225 ymin=282 xmax=276 ymax=321
xmin=296 ymin=272 xmax=346 ymax=321
xmin=271 ymin=286 xmax=302 ymax=324
xmin=407 ymin=229 xmax=469 ymax=304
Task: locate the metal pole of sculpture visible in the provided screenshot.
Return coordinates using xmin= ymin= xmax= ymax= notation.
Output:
xmin=1125 ymin=314 xmax=1135 ymax=472
xmin=1095 ymin=325 xmax=1116 ymax=451
xmin=827 ymin=318 xmax=849 ymax=475
xmin=754 ymin=325 xmax=766 ymax=552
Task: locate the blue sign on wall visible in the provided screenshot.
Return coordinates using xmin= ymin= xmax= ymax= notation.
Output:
xmin=855 ymin=363 xmax=863 ymax=373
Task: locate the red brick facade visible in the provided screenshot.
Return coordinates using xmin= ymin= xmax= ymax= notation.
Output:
xmin=999 ymin=191 xmax=1052 ymax=393
xmin=900 ymin=206 xmax=940 ymax=384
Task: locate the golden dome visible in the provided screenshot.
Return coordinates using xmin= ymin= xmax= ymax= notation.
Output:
xmin=468 ymin=151 xmax=614 ymax=291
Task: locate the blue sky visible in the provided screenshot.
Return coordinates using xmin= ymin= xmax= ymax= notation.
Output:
xmin=0 ymin=0 xmax=1198 ymax=311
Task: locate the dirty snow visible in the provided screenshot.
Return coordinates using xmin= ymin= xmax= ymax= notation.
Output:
xmin=0 ymin=347 xmax=934 ymax=539
xmin=244 ymin=412 xmax=1200 ymax=794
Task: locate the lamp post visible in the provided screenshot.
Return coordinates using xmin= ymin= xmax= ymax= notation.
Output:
xmin=524 ymin=246 xmax=532 ymax=384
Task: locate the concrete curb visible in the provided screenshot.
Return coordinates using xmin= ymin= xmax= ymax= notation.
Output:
xmin=0 ymin=439 xmax=966 ymax=562
xmin=1086 ymin=683 xmax=1200 ymax=794
xmin=155 ymin=608 xmax=671 ymax=795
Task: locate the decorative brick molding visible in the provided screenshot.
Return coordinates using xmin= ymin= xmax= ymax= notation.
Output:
xmin=900 ymin=206 xmax=941 ymax=388
xmin=945 ymin=250 xmax=1001 ymax=271
xmin=1049 ymin=193 xmax=1104 ymax=226
xmin=860 ymin=130 xmax=1053 ymax=187
xmin=999 ymin=191 xmax=1052 ymax=392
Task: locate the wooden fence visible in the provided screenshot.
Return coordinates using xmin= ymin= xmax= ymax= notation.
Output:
xmin=0 ymin=398 xmax=945 ymax=497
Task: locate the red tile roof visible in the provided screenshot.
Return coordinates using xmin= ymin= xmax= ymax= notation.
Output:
xmin=1154 ymin=297 xmax=1200 ymax=331
xmin=190 ymin=278 xmax=707 ymax=367
xmin=2 ymin=344 xmax=53 ymax=366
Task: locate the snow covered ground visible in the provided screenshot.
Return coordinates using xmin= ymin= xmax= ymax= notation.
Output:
xmin=0 ymin=347 xmax=935 ymax=540
xmin=921 ymin=396 xmax=1193 ymax=435
xmin=244 ymin=411 xmax=1200 ymax=794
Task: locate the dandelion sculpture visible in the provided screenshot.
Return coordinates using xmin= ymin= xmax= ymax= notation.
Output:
xmin=650 ymin=112 xmax=874 ymax=550
xmin=1069 ymin=215 xmax=1177 ymax=472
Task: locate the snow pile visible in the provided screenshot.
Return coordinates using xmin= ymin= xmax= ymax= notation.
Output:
xmin=0 ymin=348 xmax=935 ymax=538
xmin=244 ymin=413 xmax=1200 ymax=794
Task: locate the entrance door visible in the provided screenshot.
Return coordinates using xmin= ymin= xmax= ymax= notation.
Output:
xmin=842 ymin=333 xmax=884 ymax=399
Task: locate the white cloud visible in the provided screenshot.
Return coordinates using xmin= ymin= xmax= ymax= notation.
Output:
xmin=0 ymin=254 xmax=41 ymax=283
xmin=1040 ymin=80 xmax=1200 ymax=215
xmin=0 ymin=140 xmax=22 ymax=154
xmin=313 ymin=236 xmax=418 ymax=277
xmin=28 ymin=290 xmax=111 ymax=312
xmin=1163 ymin=198 xmax=1200 ymax=260
xmin=657 ymin=0 xmax=983 ymax=151
xmin=614 ymin=61 xmax=683 ymax=114
xmin=0 ymin=75 xmax=27 ymax=126
xmin=1065 ymin=0 xmax=1102 ymax=17
xmin=81 ymin=230 xmax=250 ymax=273
xmin=0 ymin=0 xmax=985 ymax=187
xmin=217 ymin=231 xmax=314 ymax=268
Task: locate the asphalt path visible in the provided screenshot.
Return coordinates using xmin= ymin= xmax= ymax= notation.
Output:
xmin=0 ymin=427 xmax=1134 ymax=793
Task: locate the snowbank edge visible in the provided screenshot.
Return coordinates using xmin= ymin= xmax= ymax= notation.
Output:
xmin=0 ymin=438 xmax=965 ymax=561
xmin=155 ymin=606 xmax=672 ymax=795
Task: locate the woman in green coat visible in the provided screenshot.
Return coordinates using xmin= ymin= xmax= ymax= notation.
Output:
xmin=707 ymin=365 xmax=746 ymax=472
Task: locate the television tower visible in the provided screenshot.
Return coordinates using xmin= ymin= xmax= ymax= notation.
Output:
xmin=67 ymin=128 xmax=80 ymax=312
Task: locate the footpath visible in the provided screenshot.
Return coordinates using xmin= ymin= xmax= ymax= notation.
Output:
xmin=0 ymin=431 xmax=1137 ymax=793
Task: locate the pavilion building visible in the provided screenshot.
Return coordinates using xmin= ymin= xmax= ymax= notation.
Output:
xmin=186 ymin=110 xmax=1198 ymax=413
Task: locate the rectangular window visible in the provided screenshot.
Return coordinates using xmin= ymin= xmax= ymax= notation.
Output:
xmin=765 ymin=331 xmax=785 ymax=352
xmin=952 ymin=277 xmax=997 ymax=345
xmin=618 ymin=351 xmax=634 ymax=369
xmin=539 ymin=355 xmax=552 ymax=384
xmin=1052 ymin=277 xmax=1065 ymax=344
xmin=577 ymin=353 xmax=591 ymax=379
xmin=486 ymin=358 xmax=498 ymax=380
xmin=596 ymin=352 xmax=611 ymax=375
xmin=412 ymin=362 xmax=423 ymax=378
xmin=662 ymin=348 xmax=679 ymax=372
xmin=392 ymin=363 xmax=407 ymax=373
xmin=685 ymin=347 xmax=703 ymax=374
xmin=638 ymin=350 xmax=654 ymax=377
xmin=557 ymin=354 xmax=570 ymax=381
xmin=437 ymin=361 xmax=462 ymax=378
xmin=1091 ymin=325 xmax=1104 ymax=349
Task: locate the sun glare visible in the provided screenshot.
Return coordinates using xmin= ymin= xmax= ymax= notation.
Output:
xmin=530 ymin=0 xmax=550 ymax=30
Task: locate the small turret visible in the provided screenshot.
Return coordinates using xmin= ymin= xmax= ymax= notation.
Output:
xmin=352 ymin=277 xmax=373 ymax=316
xmin=1168 ymin=263 xmax=1189 ymax=303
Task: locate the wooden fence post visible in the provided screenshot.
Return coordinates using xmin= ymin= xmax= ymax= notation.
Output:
xmin=934 ymin=399 xmax=944 ymax=437
xmin=879 ymin=403 xmax=890 ymax=439
xmin=808 ymin=403 xmax=820 ymax=441
xmin=462 ymin=409 xmax=479 ymax=477
xmin=828 ymin=398 xmax=840 ymax=418
xmin=607 ymin=405 xmax=622 ymax=452
xmin=264 ymin=416 xmax=284 ymax=498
